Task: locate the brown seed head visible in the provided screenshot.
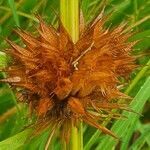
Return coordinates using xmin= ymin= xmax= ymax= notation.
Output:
xmin=0 ymin=14 xmax=137 ymax=139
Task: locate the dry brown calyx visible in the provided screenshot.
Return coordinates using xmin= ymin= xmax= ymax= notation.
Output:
xmin=0 ymin=14 xmax=137 ymax=140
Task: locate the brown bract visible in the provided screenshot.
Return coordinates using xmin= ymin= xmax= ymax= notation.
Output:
xmin=0 ymin=15 xmax=137 ymax=140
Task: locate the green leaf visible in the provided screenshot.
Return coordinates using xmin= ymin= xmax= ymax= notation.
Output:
xmin=125 ymin=59 xmax=150 ymax=94
xmin=0 ymin=129 xmax=32 ymax=150
xmin=96 ymin=76 xmax=150 ymax=150
xmin=130 ymin=126 xmax=150 ymax=150
xmin=136 ymin=122 xmax=150 ymax=148
xmin=8 ymin=0 xmax=20 ymax=27
xmin=0 ymin=52 xmax=7 ymax=67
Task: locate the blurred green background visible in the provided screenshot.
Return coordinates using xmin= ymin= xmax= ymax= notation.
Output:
xmin=0 ymin=0 xmax=150 ymax=150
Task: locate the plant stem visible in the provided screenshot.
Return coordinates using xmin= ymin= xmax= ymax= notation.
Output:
xmin=79 ymin=122 xmax=83 ymax=150
xmin=60 ymin=0 xmax=82 ymax=150
xmin=60 ymin=0 xmax=79 ymax=43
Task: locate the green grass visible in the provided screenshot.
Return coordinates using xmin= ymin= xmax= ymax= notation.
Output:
xmin=0 ymin=0 xmax=150 ymax=149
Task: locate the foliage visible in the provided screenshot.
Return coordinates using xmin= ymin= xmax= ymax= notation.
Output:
xmin=0 ymin=0 xmax=149 ymax=149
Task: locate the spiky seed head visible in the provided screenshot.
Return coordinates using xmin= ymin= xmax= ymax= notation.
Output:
xmin=0 ymin=14 xmax=137 ymax=140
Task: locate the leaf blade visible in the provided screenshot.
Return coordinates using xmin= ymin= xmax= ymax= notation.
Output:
xmin=96 ymin=76 xmax=150 ymax=150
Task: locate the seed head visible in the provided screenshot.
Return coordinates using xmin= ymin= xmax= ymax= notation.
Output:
xmin=0 ymin=14 xmax=137 ymax=140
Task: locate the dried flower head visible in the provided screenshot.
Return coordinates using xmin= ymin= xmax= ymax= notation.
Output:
xmin=0 ymin=14 xmax=136 ymax=140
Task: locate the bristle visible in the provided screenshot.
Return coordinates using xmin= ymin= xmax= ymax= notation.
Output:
xmin=83 ymin=115 xmax=118 ymax=139
xmin=14 ymin=29 xmax=40 ymax=50
xmin=0 ymin=13 xmax=137 ymax=141
xmin=0 ymin=77 xmax=21 ymax=83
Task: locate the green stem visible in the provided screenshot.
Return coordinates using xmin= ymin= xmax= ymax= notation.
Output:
xmin=79 ymin=122 xmax=83 ymax=150
xmin=133 ymin=0 xmax=138 ymax=31
xmin=8 ymin=0 xmax=20 ymax=27
xmin=60 ymin=0 xmax=79 ymax=43
xmin=60 ymin=0 xmax=82 ymax=150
